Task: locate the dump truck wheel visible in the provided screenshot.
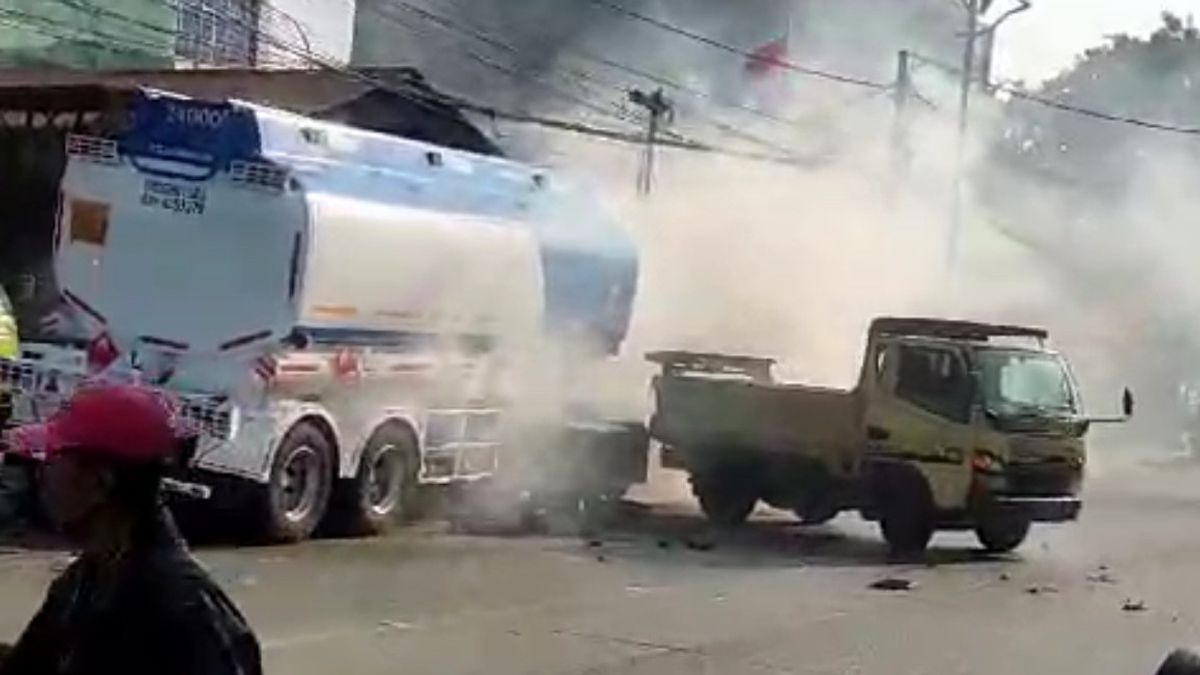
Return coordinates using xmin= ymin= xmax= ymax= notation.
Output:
xmin=258 ymin=422 xmax=334 ymax=543
xmin=794 ymin=503 xmax=839 ymax=526
xmin=692 ymin=476 xmax=757 ymax=527
xmin=877 ymin=475 xmax=934 ymax=555
xmin=332 ymin=425 xmax=418 ymax=536
xmin=975 ymin=508 xmax=1031 ymax=553
xmin=1156 ymin=648 xmax=1200 ymax=675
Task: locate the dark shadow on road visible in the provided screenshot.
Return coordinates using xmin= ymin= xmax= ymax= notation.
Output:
xmin=447 ymin=497 xmax=1015 ymax=570
xmin=562 ymin=502 xmax=1011 ymax=570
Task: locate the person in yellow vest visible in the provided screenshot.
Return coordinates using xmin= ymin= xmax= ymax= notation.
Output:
xmin=0 ymin=283 xmax=15 ymax=361
xmin=0 ymin=283 xmax=22 ymax=531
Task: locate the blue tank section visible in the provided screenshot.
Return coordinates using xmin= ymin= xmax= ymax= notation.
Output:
xmin=117 ymin=89 xmax=638 ymax=354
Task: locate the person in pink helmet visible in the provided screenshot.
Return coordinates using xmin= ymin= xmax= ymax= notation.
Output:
xmin=0 ymin=383 xmax=261 ymax=675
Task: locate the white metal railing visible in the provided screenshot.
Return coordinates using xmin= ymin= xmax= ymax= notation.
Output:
xmin=0 ymin=357 xmax=237 ymax=442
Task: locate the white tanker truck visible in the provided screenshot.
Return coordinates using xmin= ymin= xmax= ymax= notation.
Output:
xmin=0 ymin=90 xmax=647 ymax=542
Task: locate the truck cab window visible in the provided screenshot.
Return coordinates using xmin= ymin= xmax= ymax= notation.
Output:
xmin=895 ymin=345 xmax=971 ymax=423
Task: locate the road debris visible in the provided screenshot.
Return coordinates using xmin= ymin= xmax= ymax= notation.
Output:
xmin=1122 ymin=598 xmax=1148 ymax=612
xmin=1026 ymin=584 xmax=1059 ymax=595
xmin=684 ymin=537 xmax=716 ymax=552
xmin=869 ymin=577 xmax=915 ymax=591
xmin=595 ymin=554 xmax=608 ymax=563
xmin=586 ymin=539 xmax=604 ymax=549
xmin=998 ymin=572 xmax=1011 ymax=581
xmin=1086 ymin=571 xmax=1117 ymax=584
xmin=657 ymin=539 xmax=671 ymax=549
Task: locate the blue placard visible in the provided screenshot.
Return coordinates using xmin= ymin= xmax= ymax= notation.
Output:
xmin=119 ymin=90 xmax=262 ymax=171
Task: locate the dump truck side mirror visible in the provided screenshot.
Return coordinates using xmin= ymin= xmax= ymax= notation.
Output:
xmin=1123 ymin=387 xmax=1134 ymax=418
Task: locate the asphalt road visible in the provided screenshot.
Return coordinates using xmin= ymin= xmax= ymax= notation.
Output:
xmin=3 ymin=463 xmax=1200 ymax=675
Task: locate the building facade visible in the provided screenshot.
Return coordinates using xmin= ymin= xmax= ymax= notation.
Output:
xmin=0 ymin=0 xmax=357 ymax=70
xmin=0 ymin=0 xmax=175 ymax=69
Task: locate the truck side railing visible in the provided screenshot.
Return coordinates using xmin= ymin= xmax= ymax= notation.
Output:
xmin=645 ymin=350 xmax=775 ymax=383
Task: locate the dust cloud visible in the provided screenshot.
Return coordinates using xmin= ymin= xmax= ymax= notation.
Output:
xmin=491 ymin=0 xmax=1195 ymax=473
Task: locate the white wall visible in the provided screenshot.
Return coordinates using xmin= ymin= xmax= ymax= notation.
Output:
xmin=259 ymin=0 xmax=358 ymax=67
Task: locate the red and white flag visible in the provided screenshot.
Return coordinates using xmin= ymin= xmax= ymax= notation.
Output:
xmin=743 ymin=12 xmax=796 ymax=111
xmin=745 ymin=36 xmax=789 ymax=78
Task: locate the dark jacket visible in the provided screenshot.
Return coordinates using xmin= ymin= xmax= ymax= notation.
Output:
xmin=0 ymin=508 xmax=261 ymax=675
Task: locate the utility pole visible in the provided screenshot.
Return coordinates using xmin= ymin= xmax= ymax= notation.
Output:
xmin=628 ymin=88 xmax=672 ymax=196
xmin=947 ymin=0 xmax=980 ymax=278
xmin=891 ymin=49 xmax=913 ymax=191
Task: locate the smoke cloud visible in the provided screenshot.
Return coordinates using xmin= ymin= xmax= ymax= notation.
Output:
xmin=485 ymin=0 xmax=1173 ymax=468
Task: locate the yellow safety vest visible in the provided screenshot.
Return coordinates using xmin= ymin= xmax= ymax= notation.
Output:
xmin=0 ymin=287 xmax=17 ymax=360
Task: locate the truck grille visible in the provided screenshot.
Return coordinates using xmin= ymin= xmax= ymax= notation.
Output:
xmin=1004 ymin=462 xmax=1081 ymax=496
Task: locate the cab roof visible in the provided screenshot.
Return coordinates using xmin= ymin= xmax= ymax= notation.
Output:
xmin=869 ymin=317 xmax=1048 ymax=343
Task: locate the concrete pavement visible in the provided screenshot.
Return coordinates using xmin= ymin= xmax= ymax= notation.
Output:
xmin=2 ymin=467 xmax=1200 ymax=675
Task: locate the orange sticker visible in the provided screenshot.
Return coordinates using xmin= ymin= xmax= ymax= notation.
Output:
xmin=69 ymin=199 xmax=110 ymax=246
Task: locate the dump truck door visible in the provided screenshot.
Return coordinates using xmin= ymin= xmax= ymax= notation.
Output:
xmin=863 ymin=341 xmax=975 ymax=510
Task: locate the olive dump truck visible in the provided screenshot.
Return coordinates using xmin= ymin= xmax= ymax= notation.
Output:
xmin=648 ymin=317 xmax=1131 ymax=554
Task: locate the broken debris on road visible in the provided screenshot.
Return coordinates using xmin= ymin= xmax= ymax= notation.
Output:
xmin=869 ymin=577 xmax=916 ymax=591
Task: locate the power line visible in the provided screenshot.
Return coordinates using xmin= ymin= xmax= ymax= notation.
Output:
xmin=363 ymin=2 xmax=647 ymax=130
xmin=1002 ymin=88 xmax=1200 ymax=135
xmin=426 ymin=0 xmax=847 ymax=133
xmin=375 ymin=0 xmax=831 ymax=163
xmin=585 ymin=0 xmax=892 ymax=91
xmin=35 ymin=0 xmax=813 ymax=166
xmin=910 ymin=51 xmax=1200 ymax=136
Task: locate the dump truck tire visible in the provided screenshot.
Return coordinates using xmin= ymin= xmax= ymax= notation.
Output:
xmin=877 ymin=472 xmax=934 ymax=555
xmin=793 ymin=504 xmax=839 ymax=526
xmin=1156 ymin=649 xmax=1200 ymax=675
xmin=975 ymin=508 xmax=1031 ymax=553
xmin=692 ymin=473 xmax=757 ymax=527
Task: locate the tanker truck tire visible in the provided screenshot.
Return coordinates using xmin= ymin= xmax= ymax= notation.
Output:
xmin=974 ymin=508 xmax=1031 ymax=553
xmin=332 ymin=425 xmax=418 ymax=536
xmin=257 ymin=422 xmax=334 ymax=543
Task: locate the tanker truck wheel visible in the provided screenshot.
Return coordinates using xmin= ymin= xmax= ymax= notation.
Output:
xmin=974 ymin=508 xmax=1031 ymax=553
xmin=257 ymin=422 xmax=334 ymax=543
xmin=333 ymin=425 xmax=418 ymax=536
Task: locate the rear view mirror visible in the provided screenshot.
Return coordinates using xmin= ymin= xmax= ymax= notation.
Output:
xmin=1083 ymin=387 xmax=1134 ymax=425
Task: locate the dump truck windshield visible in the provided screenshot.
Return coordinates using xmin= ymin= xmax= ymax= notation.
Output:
xmin=976 ymin=348 xmax=1077 ymax=415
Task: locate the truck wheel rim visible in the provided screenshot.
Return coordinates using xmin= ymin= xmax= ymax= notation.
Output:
xmin=367 ymin=444 xmax=403 ymax=516
xmin=280 ymin=445 xmax=320 ymax=522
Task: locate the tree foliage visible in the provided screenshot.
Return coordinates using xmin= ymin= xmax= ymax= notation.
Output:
xmin=990 ymin=12 xmax=1200 ymax=198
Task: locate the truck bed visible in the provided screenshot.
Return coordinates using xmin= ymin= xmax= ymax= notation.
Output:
xmin=651 ymin=374 xmax=860 ymax=462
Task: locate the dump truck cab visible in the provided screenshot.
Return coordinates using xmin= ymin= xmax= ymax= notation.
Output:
xmin=859 ymin=319 xmax=1103 ymax=552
